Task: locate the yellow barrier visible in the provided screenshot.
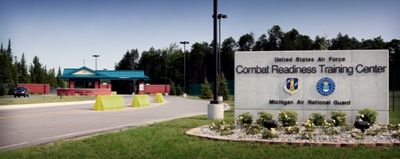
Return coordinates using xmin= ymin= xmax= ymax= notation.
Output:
xmin=111 ymin=91 xmax=117 ymax=95
xmin=94 ymin=95 xmax=126 ymax=111
xmin=154 ymin=93 xmax=164 ymax=103
xmin=131 ymin=95 xmax=150 ymax=107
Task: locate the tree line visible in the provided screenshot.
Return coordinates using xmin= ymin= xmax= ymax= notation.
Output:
xmin=114 ymin=25 xmax=399 ymax=93
xmin=1 ymin=25 xmax=399 ymax=95
xmin=0 ymin=39 xmax=65 ymax=95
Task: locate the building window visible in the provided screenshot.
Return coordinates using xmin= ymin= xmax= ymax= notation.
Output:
xmin=74 ymin=81 xmax=95 ymax=88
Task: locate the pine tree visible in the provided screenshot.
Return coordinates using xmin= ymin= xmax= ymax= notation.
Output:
xmin=57 ymin=67 xmax=65 ymax=88
xmin=0 ymin=84 xmax=6 ymax=96
xmin=19 ymin=53 xmax=30 ymax=83
xmin=12 ymin=56 xmax=19 ymax=85
xmin=48 ymin=68 xmax=57 ymax=88
xmin=0 ymin=44 xmax=4 ymax=83
xmin=7 ymin=79 xmax=16 ymax=95
xmin=218 ymin=73 xmax=230 ymax=100
xmin=30 ymin=56 xmax=44 ymax=83
xmin=170 ymin=82 xmax=176 ymax=95
xmin=0 ymin=40 xmax=14 ymax=84
xmin=199 ymin=78 xmax=213 ymax=99
xmin=176 ymin=85 xmax=183 ymax=96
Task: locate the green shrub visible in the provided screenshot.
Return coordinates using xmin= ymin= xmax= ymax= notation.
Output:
xmin=324 ymin=127 xmax=340 ymax=135
xmin=170 ymin=83 xmax=176 ymax=95
xmin=209 ymin=120 xmax=235 ymax=136
xmin=341 ymin=124 xmax=354 ymax=131
xmin=30 ymin=92 xmax=35 ymax=95
xmin=351 ymin=131 xmax=364 ymax=139
xmin=278 ymin=110 xmax=298 ymax=127
xmin=388 ymin=123 xmax=400 ymax=130
xmin=7 ymin=83 xmax=15 ymax=95
xmin=217 ymin=73 xmax=230 ymax=100
xmin=303 ymin=120 xmax=315 ymax=132
xmin=284 ymin=126 xmax=300 ymax=134
xmin=199 ymin=79 xmax=213 ymax=99
xmin=330 ymin=111 xmax=347 ymax=126
xmin=356 ymin=108 xmax=378 ymax=125
xmin=261 ymin=128 xmax=279 ymax=139
xmin=366 ymin=129 xmax=380 ymax=136
xmin=236 ymin=112 xmax=253 ymax=129
xmin=256 ymin=111 xmax=273 ymax=125
xmin=391 ymin=130 xmax=400 ymax=139
xmin=38 ymin=92 xmax=43 ymax=95
xmin=0 ymin=85 xmax=6 ymax=96
xmin=309 ymin=112 xmax=325 ymax=126
xmin=300 ymin=132 xmax=313 ymax=140
xmin=176 ymin=85 xmax=183 ymax=96
xmin=243 ymin=124 xmax=264 ymax=135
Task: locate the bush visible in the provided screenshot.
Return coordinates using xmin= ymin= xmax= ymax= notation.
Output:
xmin=30 ymin=92 xmax=35 ymax=95
xmin=209 ymin=120 xmax=235 ymax=136
xmin=170 ymin=83 xmax=176 ymax=95
xmin=278 ymin=110 xmax=298 ymax=127
xmin=0 ymin=84 xmax=6 ymax=96
xmin=356 ymin=108 xmax=378 ymax=125
xmin=199 ymin=79 xmax=213 ymax=99
xmin=261 ymin=128 xmax=279 ymax=139
xmin=256 ymin=111 xmax=273 ymax=125
xmin=38 ymin=92 xmax=43 ymax=95
xmin=303 ymin=120 xmax=315 ymax=132
xmin=176 ymin=85 xmax=183 ymax=96
xmin=330 ymin=111 xmax=347 ymax=126
xmin=309 ymin=112 xmax=325 ymax=126
xmin=7 ymin=82 xmax=15 ymax=95
xmin=243 ymin=124 xmax=264 ymax=135
xmin=236 ymin=112 xmax=253 ymax=129
xmin=217 ymin=73 xmax=230 ymax=100
xmin=284 ymin=126 xmax=300 ymax=134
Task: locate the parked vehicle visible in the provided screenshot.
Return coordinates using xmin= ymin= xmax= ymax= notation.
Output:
xmin=14 ymin=86 xmax=30 ymax=98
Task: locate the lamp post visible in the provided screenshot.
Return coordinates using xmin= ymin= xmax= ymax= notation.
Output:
xmin=217 ymin=14 xmax=227 ymax=77
xmin=180 ymin=41 xmax=189 ymax=96
xmin=92 ymin=55 xmax=100 ymax=70
xmin=211 ymin=0 xmax=218 ymax=104
xmin=390 ymin=48 xmax=396 ymax=112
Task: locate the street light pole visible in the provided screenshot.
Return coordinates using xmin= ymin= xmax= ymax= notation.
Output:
xmin=180 ymin=41 xmax=189 ymax=96
xmin=390 ymin=48 xmax=396 ymax=112
xmin=211 ymin=0 xmax=219 ymax=104
xmin=217 ymin=14 xmax=227 ymax=77
xmin=92 ymin=55 xmax=100 ymax=70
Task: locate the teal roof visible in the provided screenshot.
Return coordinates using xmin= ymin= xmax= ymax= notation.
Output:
xmin=58 ymin=66 xmax=149 ymax=80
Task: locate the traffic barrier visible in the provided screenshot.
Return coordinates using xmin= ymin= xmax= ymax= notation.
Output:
xmin=154 ymin=93 xmax=164 ymax=103
xmin=94 ymin=95 xmax=125 ymax=111
xmin=111 ymin=91 xmax=117 ymax=95
xmin=131 ymin=95 xmax=150 ymax=107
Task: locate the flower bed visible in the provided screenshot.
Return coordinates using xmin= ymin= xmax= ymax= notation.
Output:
xmin=187 ymin=124 xmax=400 ymax=146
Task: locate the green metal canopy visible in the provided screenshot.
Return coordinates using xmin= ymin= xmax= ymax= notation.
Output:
xmin=58 ymin=66 xmax=149 ymax=80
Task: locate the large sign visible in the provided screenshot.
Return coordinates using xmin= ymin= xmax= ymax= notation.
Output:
xmin=234 ymin=50 xmax=389 ymax=124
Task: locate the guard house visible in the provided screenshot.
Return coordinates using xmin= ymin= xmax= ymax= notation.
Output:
xmin=57 ymin=66 xmax=149 ymax=96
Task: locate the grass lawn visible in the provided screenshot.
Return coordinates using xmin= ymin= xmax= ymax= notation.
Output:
xmin=389 ymin=100 xmax=400 ymax=124
xmin=389 ymin=90 xmax=400 ymax=98
xmin=0 ymin=96 xmax=96 ymax=106
xmin=1 ymin=98 xmax=399 ymax=158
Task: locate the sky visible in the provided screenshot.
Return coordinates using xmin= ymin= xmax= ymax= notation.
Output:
xmin=1 ymin=0 xmax=399 ymax=72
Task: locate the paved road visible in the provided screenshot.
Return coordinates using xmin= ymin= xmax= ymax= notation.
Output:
xmin=0 ymin=95 xmax=210 ymax=151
